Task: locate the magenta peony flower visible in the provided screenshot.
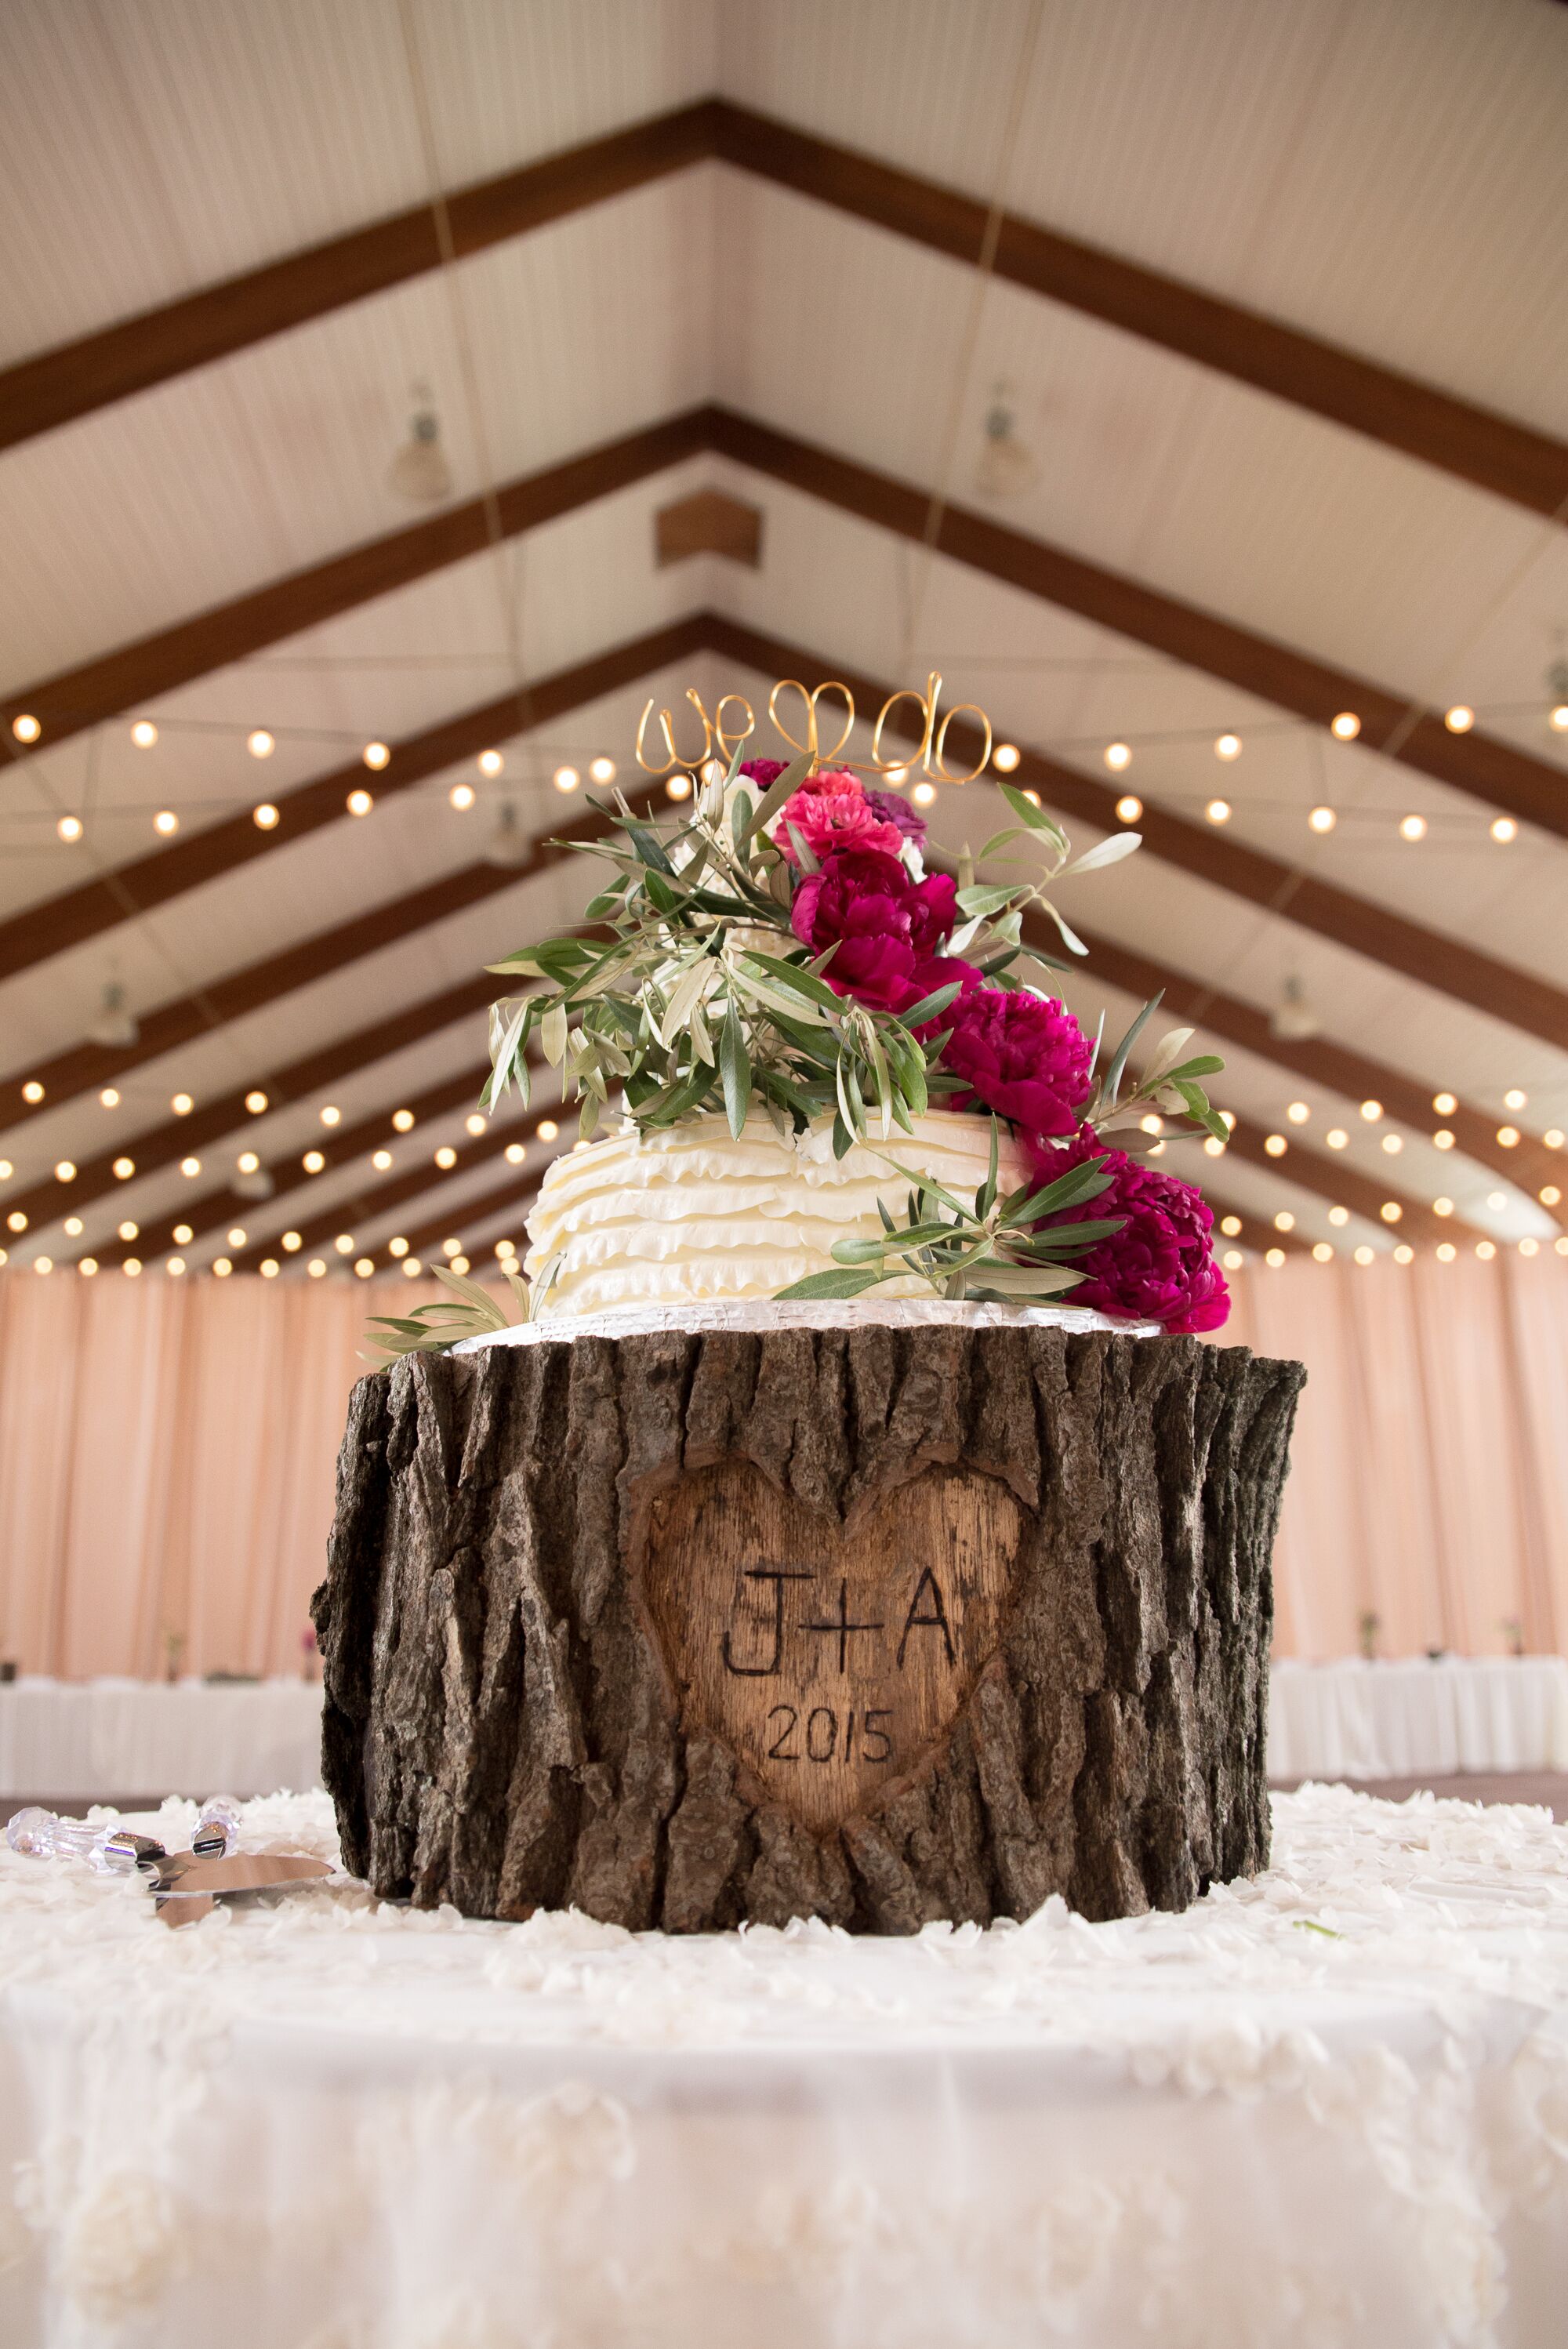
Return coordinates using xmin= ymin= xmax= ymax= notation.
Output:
xmin=790 ymin=848 xmax=960 ymax=1014
xmin=740 ymin=757 xmax=789 ymax=791
xmin=938 ymin=986 xmax=1094 ymax=1136
xmin=862 ymin=785 xmax=927 ymax=844
xmin=1022 ymin=1127 xmax=1230 ymax=1334
xmin=770 ymin=768 xmax=908 ymax=866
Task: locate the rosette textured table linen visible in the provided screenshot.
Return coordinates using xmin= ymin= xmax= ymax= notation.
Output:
xmin=2 ymin=1785 xmax=1566 ymax=2346
xmin=1269 ymin=1657 xmax=1568 ymax=1781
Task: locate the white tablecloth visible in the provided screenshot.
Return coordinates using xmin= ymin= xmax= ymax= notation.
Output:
xmin=0 ymin=1677 xmax=323 ymax=1799
xmin=1269 ymin=1654 xmax=1568 ymax=1781
xmin=1 ymin=1786 xmax=1565 ymax=2344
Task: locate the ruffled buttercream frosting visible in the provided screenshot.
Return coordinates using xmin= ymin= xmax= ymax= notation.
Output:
xmin=524 ymin=1111 xmax=1032 ymax=1316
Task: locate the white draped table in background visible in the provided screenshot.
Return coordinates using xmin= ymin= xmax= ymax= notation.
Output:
xmin=0 ymin=1786 xmax=1565 ymax=2346
xmin=0 ymin=1677 xmax=323 ymax=1799
xmin=1269 ymin=1656 xmax=1568 ymax=1782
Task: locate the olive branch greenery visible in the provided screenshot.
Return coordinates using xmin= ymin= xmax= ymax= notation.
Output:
xmin=363 ymin=1258 xmax=560 ymax=1363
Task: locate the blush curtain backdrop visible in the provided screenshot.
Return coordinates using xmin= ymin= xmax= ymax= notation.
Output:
xmin=1 ymin=1254 xmax=1566 ymax=1678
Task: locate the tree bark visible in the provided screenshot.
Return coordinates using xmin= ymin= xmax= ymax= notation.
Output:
xmin=314 ymin=1323 xmax=1304 ymax=1932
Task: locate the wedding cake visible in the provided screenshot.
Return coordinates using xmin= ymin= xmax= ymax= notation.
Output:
xmin=321 ymin=677 xmax=1298 ymax=1937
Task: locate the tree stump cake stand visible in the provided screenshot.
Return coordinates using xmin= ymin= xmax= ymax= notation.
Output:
xmin=315 ymin=1319 xmax=1305 ymax=1933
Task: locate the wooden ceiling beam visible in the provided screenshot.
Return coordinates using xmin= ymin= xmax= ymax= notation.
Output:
xmin=0 ymin=104 xmax=718 ymax=453
xmin=0 ymin=610 xmax=699 ymax=984
xmin=706 ymin=410 xmax=1568 ymax=843
xmin=710 ymin=107 xmax=1568 ymax=523
xmin=0 ymin=415 xmax=706 ymax=761
xmin=1061 ymin=920 xmax=1568 ymax=1221
xmin=708 ymin=614 xmax=1568 ymax=1050
xmin=4 ymin=98 xmax=1561 ymax=527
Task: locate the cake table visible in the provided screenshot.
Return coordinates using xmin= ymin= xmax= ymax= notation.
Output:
xmin=1 ymin=1783 xmax=1565 ymax=2345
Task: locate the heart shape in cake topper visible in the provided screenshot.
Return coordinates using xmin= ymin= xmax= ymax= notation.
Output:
xmin=639 ymin=1459 xmax=1021 ymax=1833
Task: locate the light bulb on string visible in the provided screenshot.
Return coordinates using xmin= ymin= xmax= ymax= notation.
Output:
xmin=247 ymin=730 xmax=274 ymax=759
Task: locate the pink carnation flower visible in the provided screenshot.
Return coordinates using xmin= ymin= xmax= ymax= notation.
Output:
xmin=770 ymin=768 xmax=909 ymax=866
xmin=938 ymin=986 xmax=1094 ymax=1136
xmin=1023 ymin=1127 xmax=1230 ymax=1334
xmin=790 ymin=848 xmax=959 ymax=1014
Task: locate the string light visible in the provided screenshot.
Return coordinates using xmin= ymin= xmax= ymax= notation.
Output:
xmin=1399 ymin=815 xmax=1427 ymax=841
xmin=1103 ymin=743 xmax=1131 ymax=772
xmin=1432 ymin=1091 xmax=1457 ymax=1114
xmin=259 ymin=1258 xmax=279 ymax=1278
xmin=1360 ymin=1100 xmax=1382 ymax=1122
xmin=307 ymin=1258 xmax=328 ymax=1278
xmin=1205 ymin=800 xmax=1231 ymax=825
xmin=553 ymin=765 xmax=580 ymax=793
xmin=120 ymin=1221 xmax=140 ymax=1242
xmin=347 ymin=788 xmax=373 ymax=816
xmin=536 ymin=1118 xmax=559 ymax=1142
xmin=1265 ymin=1248 xmax=1286 ymax=1268
xmin=100 ymin=1088 xmax=119 ymax=1108
xmin=1433 ymin=1197 xmax=1454 ymax=1217
xmin=1436 ymin=1242 xmax=1457 ymax=1262
xmin=1551 ymin=704 xmax=1568 ymax=732
xmin=372 ymin=1149 xmax=392 ymax=1171
xmin=1308 ymin=806 xmax=1336 ymax=833
xmin=495 ymin=1239 xmax=516 ymax=1258
xmin=477 ymin=750 xmax=504 ymax=778
xmin=1497 ymin=1125 xmax=1520 ymax=1147
xmin=1379 ymin=1202 xmax=1402 ymax=1222
xmin=1287 ymin=1102 xmax=1310 ymax=1124
xmin=5 ymin=1211 xmax=26 ymax=1233
xmin=363 ymin=742 xmax=390 ymax=770
xmin=1444 ymin=706 xmax=1474 ymax=733
xmin=1274 ymin=1211 xmax=1295 ymax=1231
xmin=1263 ymin=1134 xmax=1287 ymax=1156
xmin=388 ymin=1237 xmax=409 ymax=1258
xmin=666 ymin=774 xmax=692 ymax=800
xmin=1381 ymin=1134 xmax=1403 ymax=1154
xmin=131 ymin=721 xmax=158 ymax=749
xmin=281 ymin=1231 xmax=302 ymax=1252
xmin=247 ymin=730 xmax=274 ymax=759
xmin=1115 ymin=794 xmax=1142 ymax=823
xmin=124 ymin=1258 xmax=142 ymax=1276
xmin=213 ymin=1257 xmax=233 ymax=1276
xmin=441 ymin=1238 xmax=463 ymax=1258
xmin=53 ymin=1160 xmax=75 ymax=1182
xmin=302 ymin=1149 xmax=326 ymax=1174
xmin=1541 ymin=1185 xmax=1562 ymax=1207
xmin=434 ymin=1145 xmax=458 ymax=1169
xmin=1321 ymin=1127 xmax=1345 ymax=1149
xmin=1504 ymin=1087 xmax=1527 ymax=1109
xmin=1394 ymin=1244 xmax=1414 ymax=1265
xmin=22 ymin=1081 xmax=43 ymax=1103
xmin=589 ymin=756 xmax=616 ymax=784
xmin=912 ymin=781 xmax=937 ymax=807
xmin=154 ymin=810 xmax=179 ymax=835
xmin=333 ymin=1235 xmax=354 ymax=1256
xmin=172 ymin=1223 xmax=193 ymax=1244
xmin=180 ymin=1156 xmax=201 ymax=1178
xmin=12 ymin=714 xmax=40 ymax=743
xmin=882 ymin=765 xmax=909 ymax=788
xmin=402 ymin=1258 xmax=423 ymax=1277
xmin=80 ymin=1258 xmax=98 ymax=1276
xmin=1330 ymin=713 xmax=1359 ymax=741
xmin=33 ymin=1257 xmax=53 ymax=1275
xmin=449 ymin=782 xmax=476 ymax=811
xmin=505 ymin=1142 xmax=526 ymax=1165
xmin=1221 ymin=1218 xmax=1243 ymax=1239
xmin=64 ymin=1217 xmax=82 ymax=1237
xmin=1491 ymin=817 xmax=1517 ymax=844
xmin=1312 ymin=1242 xmax=1334 ymax=1262
xmin=1433 ymin=1129 xmax=1455 ymax=1149
xmin=1328 ymin=1206 xmax=1350 ymax=1226
xmin=1353 ymin=1246 xmax=1374 ymax=1265
xmin=1519 ymin=1237 xmax=1539 ymax=1258
xmin=992 ymin=743 xmax=1021 ymax=772
xmin=171 ymin=1092 xmax=193 ymax=1115
xmin=1214 ymin=734 xmax=1241 ymax=761
xmin=252 ymin=803 xmax=279 ymax=830
xmin=112 ymin=1156 xmax=135 ymax=1179
xmin=1223 ymin=1249 xmax=1243 ymax=1271
xmin=1547 ymin=1130 xmax=1565 ymax=1149
xmin=1139 ymin=1113 xmax=1164 ymax=1135
xmin=464 ymin=1113 xmax=487 ymax=1137
xmin=227 ymin=1228 xmax=246 ymax=1248
xmin=245 ymin=1091 xmax=268 ymax=1114
xmin=1203 ymin=1136 xmax=1225 ymax=1157
xmin=1486 ymin=1190 xmax=1507 ymax=1211
xmin=1475 ymin=1240 xmax=1496 ymax=1261
xmin=56 ymin=815 xmax=82 ymax=842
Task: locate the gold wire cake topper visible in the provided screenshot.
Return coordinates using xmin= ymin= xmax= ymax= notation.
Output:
xmin=635 ymin=673 xmax=994 ymax=786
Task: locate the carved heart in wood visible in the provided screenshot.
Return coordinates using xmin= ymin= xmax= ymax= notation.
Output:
xmin=641 ymin=1459 xmax=1022 ymax=1832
